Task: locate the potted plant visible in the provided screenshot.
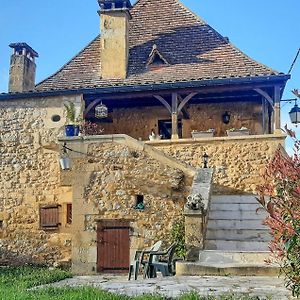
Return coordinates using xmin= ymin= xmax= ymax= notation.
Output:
xmin=64 ymin=101 xmax=80 ymax=137
xmin=80 ymin=121 xmax=104 ymax=136
xmin=148 ymin=129 xmax=162 ymax=141
xmin=226 ymin=127 xmax=250 ymax=136
xmin=191 ymin=128 xmax=215 ymax=139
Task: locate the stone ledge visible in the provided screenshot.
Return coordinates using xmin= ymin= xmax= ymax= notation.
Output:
xmin=176 ymin=261 xmax=280 ymax=277
xmin=58 ymin=134 xmax=196 ymax=177
xmin=146 ymin=133 xmax=286 ymax=146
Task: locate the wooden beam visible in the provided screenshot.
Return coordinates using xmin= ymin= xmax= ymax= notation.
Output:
xmin=171 ymin=93 xmax=179 ymax=140
xmin=177 ymin=95 xmax=190 ymax=119
xmin=274 ymin=85 xmax=281 ymax=132
xmin=82 ymin=83 xmax=282 ymax=103
xmin=177 ymin=92 xmax=198 ymax=113
xmin=83 ymin=98 xmax=102 ymax=118
xmin=268 ymin=104 xmax=273 ymax=134
xmin=153 ymin=95 xmax=172 ymax=113
xmin=262 ymin=98 xmax=267 ymax=134
xmin=254 ymin=88 xmax=274 ymax=109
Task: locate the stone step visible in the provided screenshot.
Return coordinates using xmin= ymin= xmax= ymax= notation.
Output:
xmin=211 ymin=195 xmax=259 ymax=204
xmin=206 ymin=229 xmax=271 ymax=241
xmin=176 ymin=261 xmax=279 ymax=277
xmin=199 ymin=250 xmax=271 ymax=264
xmin=205 ymin=239 xmax=269 ymax=251
xmin=207 ymin=219 xmax=267 ymax=230
xmin=210 ymin=203 xmax=261 ymax=211
xmin=209 ymin=209 xmax=268 ymax=220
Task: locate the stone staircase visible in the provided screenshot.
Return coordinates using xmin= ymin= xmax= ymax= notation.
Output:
xmin=177 ymin=195 xmax=279 ymax=276
xmin=205 ymin=195 xmax=270 ymax=252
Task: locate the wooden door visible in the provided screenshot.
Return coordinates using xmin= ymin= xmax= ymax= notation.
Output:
xmin=97 ymin=220 xmax=130 ymax=273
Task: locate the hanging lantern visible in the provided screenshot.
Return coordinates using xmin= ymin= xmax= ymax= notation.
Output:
xmin=60 ymin=143 xmax=70 ymax=170
xmin=289 ymin=103 xmax=300 ymax=125
xmin=60 ymin=157 xmax=70 ymax=170
xmin=95 ymin=101 xmax=108 ymax=119
xmin=222 ymin=111 xmax=231 ymax=124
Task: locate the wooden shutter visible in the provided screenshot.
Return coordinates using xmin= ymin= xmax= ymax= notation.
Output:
xmin=40 ymin=205 xmax=60 ymax=229
xmin=66 ymin=204 xmax=72 ymax=224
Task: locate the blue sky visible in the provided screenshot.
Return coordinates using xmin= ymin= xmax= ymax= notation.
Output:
xmin=0 ymin=0 xmax=299 ymax=148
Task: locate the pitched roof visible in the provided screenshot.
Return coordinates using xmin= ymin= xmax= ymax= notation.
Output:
xmin=36 ymin=0 xmax=281 ymax=92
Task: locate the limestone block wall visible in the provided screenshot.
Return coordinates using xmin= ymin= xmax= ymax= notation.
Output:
xmin=0 ymin=95 xmax=82 ymax=265
xmin=151 ymin=134 xmax=285 ymax=194
xmin=187 ymin=102 xmax=263 ymax=137
xmin=64 ymin=141 xmax=190 ymax=274
xmin=97 ymin=101 xmax=263 ymax=140
xmin=100 ymin=106 xmax=170 ymax=140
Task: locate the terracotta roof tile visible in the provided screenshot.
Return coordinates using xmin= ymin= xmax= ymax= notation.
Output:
xmin=36 ymin=0 xmax=280 ymax=92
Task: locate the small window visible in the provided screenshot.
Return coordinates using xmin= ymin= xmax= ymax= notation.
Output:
xmin=40 ymin=205 xmax=60 ymax=229
xmin=0 ymin=220 xmax=3 ymax=229
xmin=51 ymin=114 xmax=61 ymax=122
xmin=66 ymin=204 xmax=72 ymax=224
xmin=134 ymin=195 xmax=144 ymax=210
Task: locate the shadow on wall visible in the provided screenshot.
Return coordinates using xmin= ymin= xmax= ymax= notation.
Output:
xmin=213 ymin=184 xmax=257 ymax=195
xmin=128 ymin=24 xmax=226 ymax=75
xmin=0 ymin=248 xmax=43 ymax=267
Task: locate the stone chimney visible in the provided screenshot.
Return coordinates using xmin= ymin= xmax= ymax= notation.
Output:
xmin=98 ymin=0 xmax=132 ymax=79
xmin=8 ymin=43 xmax=38 ymax=93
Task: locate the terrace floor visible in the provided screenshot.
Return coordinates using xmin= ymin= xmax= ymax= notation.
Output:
xmin=41 ymin=275 xmax=294 ymax=299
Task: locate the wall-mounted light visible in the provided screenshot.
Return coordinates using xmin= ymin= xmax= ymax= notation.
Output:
xmin=202 ymin=153 xmax=209 ymax=168
xmin=222 ymin=111 xmax=231 ymax=124
xmin=281 ymin=96 xmax=300 ymax=126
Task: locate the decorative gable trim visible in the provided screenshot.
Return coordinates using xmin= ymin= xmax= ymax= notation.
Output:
xmin=146 ymin=44 xmax=170 ymax=69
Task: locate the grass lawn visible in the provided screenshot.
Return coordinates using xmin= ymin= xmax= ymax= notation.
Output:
xmin=0 ymin=266 xmax=262 ymax=300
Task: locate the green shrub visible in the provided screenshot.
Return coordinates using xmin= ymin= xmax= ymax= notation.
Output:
xmin=170 ymin=217 xmax=186 ymax=259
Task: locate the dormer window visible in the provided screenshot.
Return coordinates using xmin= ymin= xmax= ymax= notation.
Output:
xmin=147 ymin=44 xmax=170 ymax=70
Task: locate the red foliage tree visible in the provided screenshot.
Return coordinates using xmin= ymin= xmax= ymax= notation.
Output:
xmin=257 ymin=126 xmax=300 ymax=297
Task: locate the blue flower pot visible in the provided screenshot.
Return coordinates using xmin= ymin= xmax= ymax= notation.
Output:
xmin=65 ymin=125 xmax=79 ymax=137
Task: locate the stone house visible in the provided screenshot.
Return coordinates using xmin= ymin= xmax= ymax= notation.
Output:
xmin=0 ymin=0 xmax=289 ymax=275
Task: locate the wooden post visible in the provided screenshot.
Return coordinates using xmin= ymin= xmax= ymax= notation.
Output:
xmin=154 ymin=92 xmax=197 ymax=140
xmin=254 ymin=88 xmax=276 ymax=134
xmin=171 ymin=93 xmax=179 ymax=140
xmin=268 ymin=104 xmax=273 ymax=134
xmin=274 ymin=85 xmax=281 ymax=133
xmin=262 ymin=98 xmax=266 ymax=134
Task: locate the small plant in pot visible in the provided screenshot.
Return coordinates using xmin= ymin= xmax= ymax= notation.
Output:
xmin=64 ymin=101 xmax=80 ymax=137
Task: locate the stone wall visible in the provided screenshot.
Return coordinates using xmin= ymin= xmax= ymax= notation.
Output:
xmin=0 ymin=92 xmax=284 ymax=271
xmin=184 ymin=169 xmax=213 ymax=261
xmin=98 ymin=101 xmax=263 ymax=140
xmin=61 ymin=140 xmax=191 ymax=274
xmin=0 ymin=95 xmax=82 ymax=266
xmin=151 ymin=134 xmax=285 ymax=194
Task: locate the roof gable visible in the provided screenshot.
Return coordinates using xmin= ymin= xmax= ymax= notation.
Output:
xmin=36 ymin=0 xmax=280 ymax=92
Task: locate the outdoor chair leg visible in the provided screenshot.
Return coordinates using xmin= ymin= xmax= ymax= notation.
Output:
xmin=128 ymin=265 xmax=133 ymax=280
xmin=128 ymin=260 xmax=140 ymax=280
xmin=134 ymin=260 xmax=139 ymax=280
xmin=144 ymin=264 xmax=157 ymax=278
